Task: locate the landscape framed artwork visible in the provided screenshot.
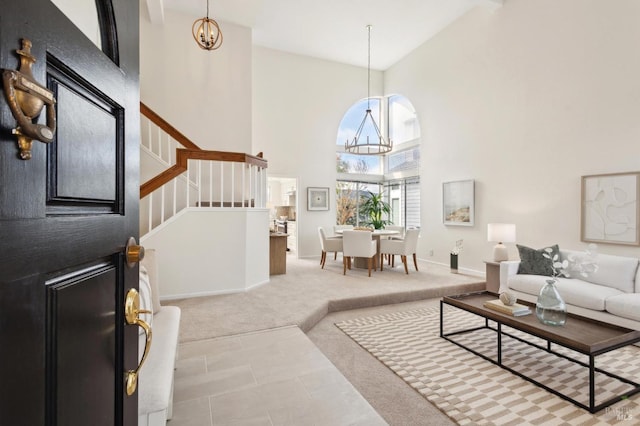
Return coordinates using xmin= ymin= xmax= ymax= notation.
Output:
xmin=307 ymin=187 xmax=329 ymax=211
xmin=581 ymin=172 xmax=640 ymax=245
xmin=443 ymin=179 xmax=474 ymax=226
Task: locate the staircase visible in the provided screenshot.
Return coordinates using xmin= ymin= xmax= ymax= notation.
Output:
xmin=139 ymin=102 xmax=269 ymax=299
xmin=139 ymin=102 xmax=267 ymax=236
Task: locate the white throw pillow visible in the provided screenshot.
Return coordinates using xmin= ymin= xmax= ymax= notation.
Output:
xmin=138 ymin=266 xmax=154 ymax=334
xmin=140 ymin=249 xmax=162 ymax=313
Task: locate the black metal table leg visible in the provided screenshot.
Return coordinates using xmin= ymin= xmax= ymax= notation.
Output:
xmin=590 ymin=354 xmax=595 ymax=412
xmin=439 ymin=300 xmax=444 ymax=338
xmin=497 ymin=322 xmax=502 ymax=365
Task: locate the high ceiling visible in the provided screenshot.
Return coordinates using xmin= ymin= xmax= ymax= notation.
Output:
xmin=148 ymin=0 xmax=503 ymax=70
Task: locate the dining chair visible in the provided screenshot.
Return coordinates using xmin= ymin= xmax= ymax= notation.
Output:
xmin=379 ymin=228 xmax=420 ymax=274
xmin=342 ymin=230 xmax=377 ymax=277
xmin=333 ymin=224 xmax=354 ymax=237
xmin=318 ymin=227 xmax=343 ymax=269
xmin=384 ymin=225 xmax=405 ymax=240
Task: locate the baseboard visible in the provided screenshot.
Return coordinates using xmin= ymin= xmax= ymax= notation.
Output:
xmin=160 ymin=277 xmax=271 ymax=301
xmin=418 ymin=258 xmax=484 ymax=278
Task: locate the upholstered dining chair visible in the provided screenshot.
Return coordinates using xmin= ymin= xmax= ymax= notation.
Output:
xmin=342 ymin=230 xmax=377 ymax=277
xmin=318 ymin=227 xmax=343 ymax=269
xmin=379 ymin=228 xmax=420 ymax=274
xmin=384 ymin=225 xmax=405 ymax=240
xmin=333 ymin=224 xmax=354 ymax=237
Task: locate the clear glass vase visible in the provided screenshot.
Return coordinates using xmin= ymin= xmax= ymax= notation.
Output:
xmin=535 ymin=279 xmax=567 ymax=326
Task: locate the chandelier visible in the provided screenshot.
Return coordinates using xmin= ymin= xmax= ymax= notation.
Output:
xmin=345 ymin=25 xmax=392 ymax=155
xmin=192 ymin=0 xmax=223 ymax=51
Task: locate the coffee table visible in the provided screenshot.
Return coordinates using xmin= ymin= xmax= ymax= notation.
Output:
xmin=440 ymin=291 xmax=640 ymax=413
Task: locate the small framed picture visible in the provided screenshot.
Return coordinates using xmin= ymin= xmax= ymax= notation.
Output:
xmin=307 ymin=187 xmax=329 ymax=211
xmin=581 ymin=172 xmax=640 ymax=245
xmin=443 ymin=179 xmax=474 ymax=226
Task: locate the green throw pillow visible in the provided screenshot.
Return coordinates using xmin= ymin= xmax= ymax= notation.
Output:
xmin=516 ymin=244 xmax=560 ymax=276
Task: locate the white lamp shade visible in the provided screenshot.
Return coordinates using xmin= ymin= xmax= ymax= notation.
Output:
xmin=487 ymin=223 xmax=516 ymax=243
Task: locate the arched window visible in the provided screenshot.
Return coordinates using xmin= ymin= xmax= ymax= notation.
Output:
xmin=336 ymin=95 xmax=421 ymax=228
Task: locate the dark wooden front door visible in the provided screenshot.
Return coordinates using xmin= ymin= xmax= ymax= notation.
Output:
xmin=0 ymin=0 xmax=140 ymax=424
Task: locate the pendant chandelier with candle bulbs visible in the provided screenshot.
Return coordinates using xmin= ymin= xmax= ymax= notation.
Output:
xmin=345 ymin=25 xmax=392 ymax=155
xmin=192 ymin=0 xmax=223 ymax=51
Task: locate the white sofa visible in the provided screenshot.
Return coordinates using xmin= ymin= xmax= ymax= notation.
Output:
xmin=500 ymin=249 xmax=640 ymax=331
xmin=138 ymin=250 xmax=181 ymax=426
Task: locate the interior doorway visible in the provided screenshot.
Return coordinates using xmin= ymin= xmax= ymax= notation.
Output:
xmin=267 ymin=176 xmax=298 ymax=254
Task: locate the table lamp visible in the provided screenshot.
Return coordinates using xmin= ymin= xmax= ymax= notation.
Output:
xmin=488 ymin=223 xmax=516 ymax=262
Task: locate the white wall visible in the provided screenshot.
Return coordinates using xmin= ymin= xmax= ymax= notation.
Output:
xmin=252 ymin=47 xmax=384 ymax=258
xmin=385 ymin=0 xmax=640 ymax=272
xmin=141 ymin=209 xmax=269 ymax=299
xmin=140 ymin=6 xmax=252 ymax=152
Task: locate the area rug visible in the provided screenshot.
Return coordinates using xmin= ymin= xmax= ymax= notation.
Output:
xmin=336 ymin=306 xmax=640 ymax=425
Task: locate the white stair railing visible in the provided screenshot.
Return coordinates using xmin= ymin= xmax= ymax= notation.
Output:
xmin=140 ymin=156 xmax=267 ymax=235
xmin=141 ymin=114 xmax=185 ymax=166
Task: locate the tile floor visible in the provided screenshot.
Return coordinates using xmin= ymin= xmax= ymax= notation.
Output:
xmin=170 ymin=326 xmax=387 ymax=426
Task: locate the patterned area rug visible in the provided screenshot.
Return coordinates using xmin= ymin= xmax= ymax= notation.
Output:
xmin=336 ymin=306 xmax=640 ymax=425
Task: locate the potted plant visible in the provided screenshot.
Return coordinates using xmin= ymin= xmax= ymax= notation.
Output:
xmin=359 ymin=191 xmax=391 ymax=230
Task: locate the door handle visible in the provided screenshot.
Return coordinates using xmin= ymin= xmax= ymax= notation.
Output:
xmin=124 ymin=288 xmax=152 ymax=396
xmin=125 ymin=237 xmax=145 ymax=267
xmin=2 ymin=39 xmax=56 ymax=160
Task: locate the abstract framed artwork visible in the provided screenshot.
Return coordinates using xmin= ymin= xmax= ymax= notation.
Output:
xmin=307 ymin=187 xmax=329 ymax=211
xmin=581 ymin=172 xmax=640 ymax=245
xmin=443 ymin=179 xmax=474 ymax=226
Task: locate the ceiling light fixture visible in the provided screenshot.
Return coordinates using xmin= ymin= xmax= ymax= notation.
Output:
xmin=345 ymin=25 xmax=392 ymax=156
xmin=192 ymin=0 xmax=223 ymax=51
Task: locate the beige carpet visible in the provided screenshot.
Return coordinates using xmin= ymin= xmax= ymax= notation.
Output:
xmin=166 ymin=256 xmax=485 ymax=342
xmin=336 ymin=305 xmax=640 ymax=425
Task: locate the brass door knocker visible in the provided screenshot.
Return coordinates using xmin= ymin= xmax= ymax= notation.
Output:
xmin=2 ymin=39 xmax=56 ymax=160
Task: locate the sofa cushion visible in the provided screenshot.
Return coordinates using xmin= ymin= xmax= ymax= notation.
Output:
xmin=508 ymin=275 xmax=623 ymax=311
xmin=605 ymin=294 xmax=640 ymax=322
xmin=555 ymin=279 xmax=623 ymax=311
xmin=516 ymin=244 xmax=559 ymax=276
xmin=508 ymin=274 xmax=547 ymax=296
xmin=564 ymin=250 xmax=638 ymax=293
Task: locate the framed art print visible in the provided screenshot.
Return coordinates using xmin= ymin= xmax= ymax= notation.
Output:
xmin=443 ymin=179 xmax=474 ymax=226
xmin=307 ymin=187 xmax=329 ymax=211
xmin=581 ymin=172 xmax=640 ymax=245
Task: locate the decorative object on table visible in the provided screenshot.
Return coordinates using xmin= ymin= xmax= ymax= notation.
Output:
xmin=499 ymin=291 xmax=517 ymax=306
xmin=450 ymin=239 xmax=463 ymax=273
xmin=344 ymin=25 xmax=392 ymax=156
xmin=534 ymin=244 xmax=600 ymax=326
xmin=359 ymin=191 xmax=391 ymax=229
xmin=443 ymin=180 xmax=474 ymax=226
xmin=487 ymin=223 xmax=516 ymax=262
xmin=535 ymin=247 xmax=569 ymax=326
xmin=192 ymin=0 xmax=223 ymax=51
xmin=307 ymin=187 xmax=329 ymax=211
xmin=581 ymin=171 xmax=640 ymax=246
xmin=483 ymin=299 xmax=531 ymax=316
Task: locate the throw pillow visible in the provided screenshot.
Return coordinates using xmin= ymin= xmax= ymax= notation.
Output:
xmin=138 ymin=265 xmax=154 ymax=333
xmin=140 ymin=248 xmax=162 ymax=313
xmin=516 ymin=244 xmax=560 ymax=276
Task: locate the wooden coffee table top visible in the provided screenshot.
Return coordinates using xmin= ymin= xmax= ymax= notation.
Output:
xmin=443 ymin=291 xmax=640 ymax=354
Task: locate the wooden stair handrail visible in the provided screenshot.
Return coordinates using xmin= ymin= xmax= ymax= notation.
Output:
xmin=141 ymin=102 xmax=201 ymax=150
xmin=140 ymin=149 xmax=267 ymax=198
xmin=140 ymin=102 xmax=267 ymax=198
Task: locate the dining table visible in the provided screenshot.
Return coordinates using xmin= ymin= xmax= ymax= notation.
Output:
xmin=335 ymin=228 xmax=400 ymax=269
